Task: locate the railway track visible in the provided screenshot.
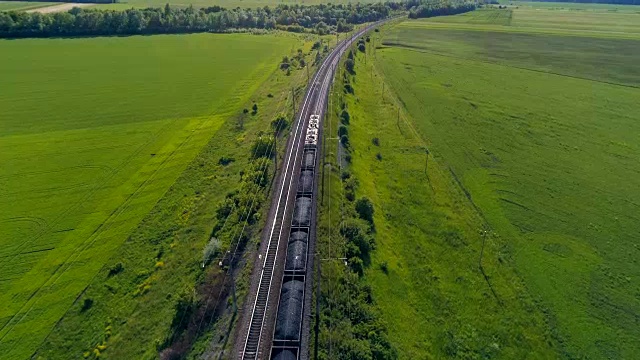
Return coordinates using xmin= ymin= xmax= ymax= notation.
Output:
xmin=237 ymin=20 xmax=385 ymax=360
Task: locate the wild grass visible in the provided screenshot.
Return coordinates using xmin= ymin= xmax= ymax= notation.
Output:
xmin=351 ymin=11 xmax=640 ymax=359
xmin=0 ymin=33 xmax=299 ymax=359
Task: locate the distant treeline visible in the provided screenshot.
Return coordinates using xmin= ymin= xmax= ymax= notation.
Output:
xmin=0 ymin=3 xmax=394 ymax=38
xmin=522 ymin=0 xmax=640 ymax=4
xmin=407 ymin=0 xmax=477 ymax=19
xmin=0 ymin=1 xmax=482 ymax=38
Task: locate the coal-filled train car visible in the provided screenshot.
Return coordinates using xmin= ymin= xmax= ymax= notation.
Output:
xmin=285 ymin=231 xmax=308 ymax=273
xmin=291 ymin=196 xmax=312 ymax=227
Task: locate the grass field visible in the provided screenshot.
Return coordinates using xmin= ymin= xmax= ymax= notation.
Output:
xmin=333 ymin=7 xmax=640 ymax=359
xmin=0 ymin=1 xmax=53 ymax=11
xmin=0 ymin=33 xmax=299 ymax=359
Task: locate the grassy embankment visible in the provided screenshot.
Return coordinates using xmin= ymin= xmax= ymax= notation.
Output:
xmin=328 ymin=7 xmax=640 ymax=359
xmin=0 ymin=33 xmax=314 ymax=359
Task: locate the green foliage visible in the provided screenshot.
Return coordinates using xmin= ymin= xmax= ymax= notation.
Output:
xmin=340 ymin=109 xmax=350 ymax=124
xmin=340 ymin=134 xmax=349 ymax=146
xmin=251 ymin=135 xmax=275 ymax=159
xmin=338 ymin=124 xmax=348 ymax=137
xmin=218 ymin=156 xmax=235 ymax=166
xmin=107 ymin=263 xmax=124 ymax=277
xmin=0 ymin=3 xmax=392 ymax=38
xmin=354 ymin=197 xmax=374 ymax=224
xmin=345 ymin=58 xmax=355 ymax=74
xmin=339 ymin=11 xmax=640 ymax=359
xmin=271 ymin=115 xmax=289 ymax=135
xmin=80 ymin=298 xmax=94 ymax=312
xmin=2 ymin=33 xmax=300 ymax=359
xmin=202 ymin=237 xmax=221 ymax=266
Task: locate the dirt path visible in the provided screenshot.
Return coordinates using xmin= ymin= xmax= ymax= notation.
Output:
xmin=26 ymin=3 xmax=94 ymax=13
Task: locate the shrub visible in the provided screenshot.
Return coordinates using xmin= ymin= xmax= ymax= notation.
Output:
xmin=340 ymin=134 xmax=349 ymax=147
xmin=271 ymin=116 xmax=289 ymax=135
xmin=372 ymin=137 xmax=379 ymax=146
xmin=338 ymin=124 xmax=348 ymax=137
xmin=344 ymin=83 xmax=354 ymax=94
xmin=218 ymin=156 xmax=235 ymax=166
xmin=340 ymin=109 xmax=350 ymax=124
xmin=376 ymin=153 xmax=382 ymax=161
xmin=251 ymin=135 xmax=275 ymax=158
xmin=380 ymin=261 xmax=388 ymax=274
xmin=345 ymin=58 xmax=355 ymax=74
xmin=251 ymin=103 xmax=258 ymax=115
xmin=108 ymin=262 xmax=123 ymax=277
xmin=203 ymin=237 xmax=221 ymax=266
xmin=341 ymin=218 xmax=371 ymax=258
xmin=355 ymin=197 xmax=374 ymax=223
xmin=81 ymin=298 xmax=93 ymax=312
xmin=358 ymin=43 xmax=366 ymax=52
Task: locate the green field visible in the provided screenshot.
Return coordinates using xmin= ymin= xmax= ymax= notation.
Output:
xmin=0 ymin=1 xmax=53 ymax=11
xmin=0 ymin=33 xmax=298 ymax=359
xmin=333 ymin=7 xmax=640 ymax=359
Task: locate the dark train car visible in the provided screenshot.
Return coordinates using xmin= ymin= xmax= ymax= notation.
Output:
xmin=271 ymin=348 xmax=298 ymax=360
xmin=302 ymin=149 xmax=316 ymax=170
xmin=291 ymin=196 xmax=312 ymax=227
xmin=297 ymin=170 xmax=314 ymax=194
xmin=285 ymin=231 xmax=308 ymax=272
xmin=274 ymin=279 xmax=305 ymax=341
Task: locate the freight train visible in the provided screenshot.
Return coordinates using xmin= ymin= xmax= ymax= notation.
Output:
xmin=269 ymin=114 xmax=320 ymax=360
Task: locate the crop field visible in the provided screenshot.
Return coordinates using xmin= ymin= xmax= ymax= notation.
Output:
xmin=0 ymin=33 xmax=297 ymax=359
xmin=0 ymin=1 xmax=53 ymax=11
xmin=339 ymin=7 xmax=640 ymax=360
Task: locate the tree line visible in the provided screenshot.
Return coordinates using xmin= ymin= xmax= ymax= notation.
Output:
xmin=407 ymin=0 xmax=477 ymax=19
xmin=0 ymin=3 xmax=391 ymax=38
xmin=0 ymin=0 xmax=486 ymax=38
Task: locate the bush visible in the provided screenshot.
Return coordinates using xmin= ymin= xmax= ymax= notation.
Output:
xmin=251 ymin=135 xmax=275 ymax=158
xmin=344 ymin=83 xmax=354 ymax=94
xmin=355 ymin=197 xmax=374 ymax=223
xmin=380 ymin=261 xmax=388 ymax=274
xmin=338 ymin=124 xmax=348 ymax=137
xmin=340 ymin=109 xmax=350 ymax=124
xmin=340 ymin=134 xmax=349 ymax=147
xmin=81 ymin=298 xmax=93 ymax=312
xmin=341 ymin=218 xmax=372 ymax=258
xmin=251 ymin=103 xmax=258 ymax=115
xmin=358 ymin=43 xmax=366 ymax=52
xmin=345 ymin=58 xmax=355 ymax=74
xmin=108 ymin=262 xmax=124 ymax=277
xmin=372 ymin=137 xmax=379 ymax=146
xmin=376 ymin=153 xmax=382 ymax=161
xmin=202 ymin=237 xmax=221 ymax=266
xmin=341 ymin=170 xmax=351 ymax=180
xmin=271 ymin=116 xmax=289 ymax=135
xmin=218 ymin=156 xmax=235 ymax=166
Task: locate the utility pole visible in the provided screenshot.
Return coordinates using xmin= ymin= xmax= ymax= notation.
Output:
xmin=479 ymin=229 xmax=488 ymax=270
xmin=424 ymin=147 xmax=430 ymax=174
xmin=307 ymin=63 xmax=310 ymax=83
xmin=292 ymin=87 xmax=296 ymax=117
